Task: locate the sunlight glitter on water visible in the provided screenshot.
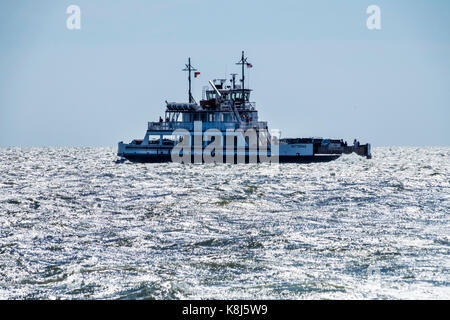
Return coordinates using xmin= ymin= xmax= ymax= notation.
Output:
xmin=0 ymin=147 xmax=449 ymax=299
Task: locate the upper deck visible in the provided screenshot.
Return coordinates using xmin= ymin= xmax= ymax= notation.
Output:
xmin=148 ymin=120 xmax=268 ymax=132
xmin=150 ymin=52 xmax=266 ymax=133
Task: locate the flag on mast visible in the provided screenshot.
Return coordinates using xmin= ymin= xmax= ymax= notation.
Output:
xmin=246 ymin=63 xmax=253 ymax=68
xmin=194 ymin=72 xmax=200 ymax=77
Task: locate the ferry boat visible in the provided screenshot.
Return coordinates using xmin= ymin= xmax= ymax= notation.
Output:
xmin=117 ymin=52 xmax=371 ymax=163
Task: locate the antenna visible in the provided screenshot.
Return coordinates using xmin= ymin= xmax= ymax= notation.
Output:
xmin=182 ymin=57 xmax=197 ymax=103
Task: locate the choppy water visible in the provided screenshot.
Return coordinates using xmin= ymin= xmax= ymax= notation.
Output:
xmin=0 ymin=147 xmax=449 ymax=299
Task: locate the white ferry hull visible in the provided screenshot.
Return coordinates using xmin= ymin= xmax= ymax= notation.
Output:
xmin=117 ymin=142 xmax=353 ymax=163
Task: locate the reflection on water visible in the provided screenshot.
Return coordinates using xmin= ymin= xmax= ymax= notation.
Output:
xmin=0 ymin=147 xmax=449 ymax=299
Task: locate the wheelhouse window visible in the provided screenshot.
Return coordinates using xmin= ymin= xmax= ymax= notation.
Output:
xmin=231 ymin=91 xmax=250 ymax=101
xmin=206 ymin=91 xmax=216 ymax=100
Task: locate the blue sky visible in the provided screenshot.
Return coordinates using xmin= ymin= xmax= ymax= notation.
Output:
xmin=0 ymin=0 xmax=449 ymax=146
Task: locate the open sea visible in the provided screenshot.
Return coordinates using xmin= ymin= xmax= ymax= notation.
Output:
xmin=0 ymin=147 xmax=448 ymax=299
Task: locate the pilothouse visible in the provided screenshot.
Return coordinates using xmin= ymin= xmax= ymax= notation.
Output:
xmin=117 ymin=52 xmax=371 ymax=163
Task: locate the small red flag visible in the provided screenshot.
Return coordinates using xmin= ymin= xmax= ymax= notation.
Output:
xmin=247 ymin=63 xmax=253 ymax=68
xmin=194 ymin=72 xmax=200 ymax=77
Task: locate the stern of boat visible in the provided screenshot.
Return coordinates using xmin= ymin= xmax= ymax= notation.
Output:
xmin=117 ymin=141 xmax=125 ymax=157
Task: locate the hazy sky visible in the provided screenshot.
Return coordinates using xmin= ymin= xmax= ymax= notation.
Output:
xmin=0 ymin=0 xmax=449 ymax=147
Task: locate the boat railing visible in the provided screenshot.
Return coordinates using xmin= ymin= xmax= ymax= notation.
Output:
xmin=238 ymin=121 xmax=267 ymax=130
xmin=247 ymin=102 xmax=256 ymax=110
xmin=148 ymin=121 xmax=268 ymax=131
xmin=148 ymin=122 xmax=193 ymax=131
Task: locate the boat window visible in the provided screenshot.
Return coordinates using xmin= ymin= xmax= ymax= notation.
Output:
xmin=232 ymin=91 xmax=250 ymax=101
xmin=232 ymin=92 xmax=242 ymax=100
xmin=206 ymin=91 xmax=216 ymax=100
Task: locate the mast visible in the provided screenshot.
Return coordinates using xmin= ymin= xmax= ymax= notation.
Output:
xmin=182 ymin=57 xmax=197 ymax=103
xmin=236 ymin=51 xmax=250 ymax=103
xmin=241 ymin=51 xmax=245 ymax=100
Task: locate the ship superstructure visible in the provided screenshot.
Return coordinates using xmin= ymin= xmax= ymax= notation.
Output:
xmin=117 ymin=52 xmax=371 ymax=163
